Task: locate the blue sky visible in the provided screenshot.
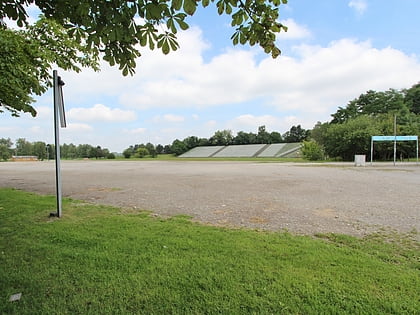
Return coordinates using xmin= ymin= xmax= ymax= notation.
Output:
xmin=2 ymin=0 xmax=420 ymax=152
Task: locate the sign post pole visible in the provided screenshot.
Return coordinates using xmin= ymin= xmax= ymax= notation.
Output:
xmin=51 ymin=70 xmax=66 ymax=218
xmin=393 ymin=115 xmax=397 ymax=166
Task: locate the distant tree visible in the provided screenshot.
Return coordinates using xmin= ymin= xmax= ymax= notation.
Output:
xmin=145 ymin=143 xmax=157 ymax=157
xmin=233 ymin=131 xmax=256 ymax=145
xmin=15 ymin=138 xmax=33 ymax=156
xmin=102 ymin=148 xmax=110 ymax=158
xmin=269 ymin=131 xmax=282 ymax=143
xmin=404 ymin=83 xmax=420 ymax=115
xmin=46 ymin=144 xmax=55 ymax=160
xmin=323 ymin=116 xmax=379 ymax=161
xmin=209 ymin=130 xmax=233 ymax=146
xmin=136 ymin=147 xmax=149 ymax=158
xmin=0 ymin=138 xmax=12 ymax=160
xmin=163 ymin=145 xmax=172 ymax=154
xmin=257 ymin=125 xmax=271 ymax=144
xmin=198 ymin=138 xmax=210 ymax=146
xmin=283 ymin=125 xmax=309 ymax=143
xmin=156 ymin=144 xmax=164 ymax=155
xmin=0 ymin=144 xmax=11 ymax=161
xmin=123 ymin=148 xmax=133 ymax=159
xmin=32 ymin=141 xmax=47 ymax=160
xmin=171 ymin=139 xmax=188 ymax=156
xmin=107 ymin=152 xmax=116 ymax=159
xmin=77 ymin=144 xmax=91 ymax=158
xmin=183 ymin=136 xmax=200 ymax=150
xmin=309 ymin=122 xmax=329 ymax=147
xmin=331 ymin=89 xmax=406 ymax=124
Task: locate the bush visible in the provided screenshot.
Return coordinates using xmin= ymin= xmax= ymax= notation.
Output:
xmin=107 ymin=153 xmax=116 ymax=159
xmin=135 ymin=147 xmax=149 ymax=158
xmin=302 ymin=140 xmax=324 ymax=161
xmin=122 ymin=149 xmax=132 ymax=158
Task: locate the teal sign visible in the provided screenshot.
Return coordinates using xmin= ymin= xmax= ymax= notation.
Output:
xmin=372 ymin=136 xmax=418 ymax=141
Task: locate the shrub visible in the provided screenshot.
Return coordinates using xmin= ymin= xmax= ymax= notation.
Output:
xmin=135 ymin=147 xmax=149 ymax=158
xmin=302 ymin=140 xmax=324 ymax=161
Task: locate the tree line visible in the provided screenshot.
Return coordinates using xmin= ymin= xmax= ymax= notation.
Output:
xmin=302 ymin=83 xmax=420 ymax=161
xmin=0 ymin=138 xmax=114 ymax=161
xmin=3 ymin=84 xmax=418 ymax=162
xmin=122 ymin=125 xmax=310 ymax=158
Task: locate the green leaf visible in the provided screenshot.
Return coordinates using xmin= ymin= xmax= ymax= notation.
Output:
xmin=162 ymin=41 xmax=170 ymax=54
xmin=217 ymin=1 xmax=224 ymax=15
xmin=183 ymin=0 xmax=197 ymax=15
xmin=172 ymin=0 xmax=183 ymax=11
xmin=176 ymin=19 xmax=189 ymax=30
xmin=167 ymin=18 xmax=177 ymax=33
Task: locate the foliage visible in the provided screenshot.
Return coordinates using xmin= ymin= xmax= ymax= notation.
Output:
xmin=282 ymin=125 xmax=310 ymax=143
xmin=0 ymin=17 xmax=99 ymax=116
xmin=2 ymin=0 xmax=288 ymax=72
xmin=3 ymin=138 xmax=112 ymax=160
xmin=301 ymin=140 xmax=324 ymax=161
xmin=0 ymin=138 xmax=12 ymax=160
xmin=171 ymin=139 xmax=188 ymax=156
xmin=1 ymin=188 xmax=419 ymax=314
xmin=136 ymin=147 xmax=150 ymax=158
xmin=122 ymin=125 xmax=296 ymax=158
xmin=1 ymin=0 xmax=289 ymax=116
xmin=323 ymin=116 xmax=379 ymax=161
xmin=313 ymin=85 xmax=420 ymax=161
xmin=209 ymin=129 xmax=234 ymax=146
xmin=123 ymin=148 xmax=133 ymax=158
xmin=331 ymin=89 xmax=407 ymax=124
xmin=404 ymin=82 xmax=420 ymax=115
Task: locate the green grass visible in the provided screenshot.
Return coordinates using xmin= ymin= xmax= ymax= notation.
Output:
xmin=1 ymin=188 xmax=419 ymax=314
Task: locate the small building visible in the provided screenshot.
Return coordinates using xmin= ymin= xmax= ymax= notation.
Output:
xmin=11 ymin=156 xmax=39 ymax=162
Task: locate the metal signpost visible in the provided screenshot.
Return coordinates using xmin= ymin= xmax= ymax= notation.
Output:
xmin=51 ymin=70 xmax=66 ymax=217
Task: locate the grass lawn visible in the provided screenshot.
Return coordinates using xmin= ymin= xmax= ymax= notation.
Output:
xmin=1 ymin=188 xmax=419 ymax=314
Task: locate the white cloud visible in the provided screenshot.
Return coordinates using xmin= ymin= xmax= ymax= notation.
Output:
xmin=67 ymin=104 xmax=136 ymax=122
xmin=116 ymin=35 xmax=420 ymax=121
xmin=30 ymin=126 xmax=42 ymax=133
xmin=257 ymin=39 xmax=420 ymax=118
xmin=349 ymin=0 xmax=368 ymax=15
xmin=124 ymin=127 xmax=146 ymax=134
xmin=33 ymin=106 xmax=52 ymax=120
xmin=0 ymin=127 xmax=15 ymax=132
xmin=64 ymin=123 xmax=93 ymax=132
xmin=278 ymin=19 xmax=311 ymax=40
xmin=153 ymin=114 xmax=185 ymax=123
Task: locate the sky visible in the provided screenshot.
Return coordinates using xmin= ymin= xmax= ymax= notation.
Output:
xmin=2 ymin=0 xmax=420 ymax=152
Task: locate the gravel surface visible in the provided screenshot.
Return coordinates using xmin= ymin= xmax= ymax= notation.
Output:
xmin=1 ymin=160 xmax=419 ymax=237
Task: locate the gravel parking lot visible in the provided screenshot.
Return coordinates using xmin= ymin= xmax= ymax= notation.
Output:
xmin=1 ymin=160 xmax=419 ymax=237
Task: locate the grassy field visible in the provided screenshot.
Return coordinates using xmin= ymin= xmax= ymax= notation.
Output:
xmin=1 ymin=188 xmax=419 ymax=314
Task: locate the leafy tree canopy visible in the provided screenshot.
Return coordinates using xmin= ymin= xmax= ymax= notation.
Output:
xmin=1 ymin=0 xmax=288 ymax=116
xmin=0 ymin=17 xmax=99 ymax=116
xmin=330 ymin=89 xmax=408 ymax=124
